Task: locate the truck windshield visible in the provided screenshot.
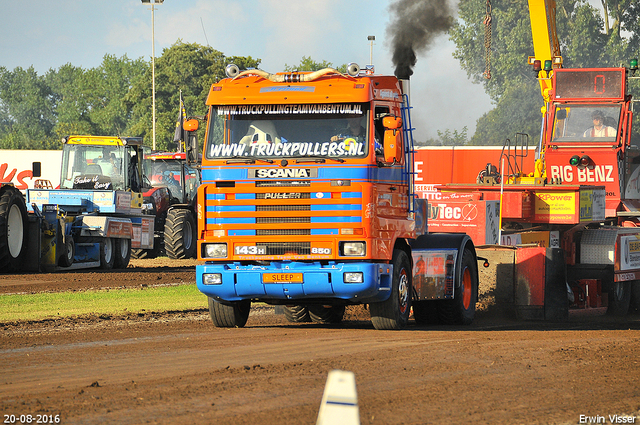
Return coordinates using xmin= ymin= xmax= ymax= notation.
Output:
xmin=552 ymin=104 xmax=621 ymax=142
xmin=205 ymin=104 xmax=370 ymax=160
xmin=60 ymin=144 xmax=126 ymax=191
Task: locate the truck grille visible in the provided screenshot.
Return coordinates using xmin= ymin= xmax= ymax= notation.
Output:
xmin=256 ymin=205 xmax=311 ymax=212
xmin=257 ymin=242 xmax=311 ymax=255
xmin=205 ymin=183 xmax=364 ymax=253
xmin=256 ymin=217 xmax=311 ymax=224
xmin=256 ymin=180 xmax=311 ymax=187
xmin=257 ymin=229 xmax=311 ymax=236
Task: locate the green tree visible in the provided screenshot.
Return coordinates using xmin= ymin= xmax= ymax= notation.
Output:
xmin=284 ymin=56 xmax=347 ymax=73
xmin=417 ymin=126 xmax=469 ymax=146
xmin=0 ymin=66 xmax=55 ymax=149
xmin=450 ymin=0 xmax=639 ymax=146
xmin=125 ymin=41 xmax=260 ymax=151
xmin=46 ymin=54 xmax=147 ymax=144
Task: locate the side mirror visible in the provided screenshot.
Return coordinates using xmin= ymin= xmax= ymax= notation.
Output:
xmin=184 ymin=119 xmax=199 ymax=132
xmin=382 ymin=116 xmax=403 ymax=164
xmin=383 ymin=116 xmax=402 ymax=129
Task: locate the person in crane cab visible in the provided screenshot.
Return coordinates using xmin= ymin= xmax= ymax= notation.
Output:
xmin=583 ymin=110 xmax=616 ymax=138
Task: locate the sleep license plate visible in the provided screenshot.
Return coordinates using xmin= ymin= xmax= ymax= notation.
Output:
xmin=263 ymin=273 xmax=303 ymax=283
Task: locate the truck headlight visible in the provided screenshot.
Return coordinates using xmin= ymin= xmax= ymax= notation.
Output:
xmin=203 ymin=273 xmax=223 ymax=285
xmin=341 ymin=242 xmax=366 ymax=256
xmin=203 ymin=243 xmax=227 ymax=258
xmin=344 ymin=272 xmax=364 ymax=283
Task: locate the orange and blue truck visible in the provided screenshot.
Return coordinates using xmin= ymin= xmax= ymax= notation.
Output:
xmin=194 ymin=64 xmax=480 ymax=330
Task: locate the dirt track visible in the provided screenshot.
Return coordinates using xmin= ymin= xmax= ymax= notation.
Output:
xmin=1 ymin=258 xmax=640 ymax=424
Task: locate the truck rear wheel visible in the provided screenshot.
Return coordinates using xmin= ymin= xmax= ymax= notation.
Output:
xmin=283 ymin=305 xmax=311 ymax=323
xmin=99 ymin=238 xmax=115 ymax=270
xmin=308 ymin=305 xmax=345 ymax=324
xmin=607 ymin=281 xmax=631 ymax=316
xmin=0 ymin=186 xmax=28 ymax=272
xmin=437 ymin=248 xmax=478 ymax=325
xmin=208 ymin=297 xmax=250 ymax=328
xmin=114 ymin=238 xmax=131 ymax=269
xmin=165 ymin=209 xmax=196 ymax=259
xmin=370 ymin=249 xmax=412 ymax=330
xmin=631 ymin=281 xmax=640 ymax=313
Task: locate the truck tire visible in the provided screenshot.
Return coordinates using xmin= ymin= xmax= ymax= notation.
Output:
xmin=308 ymin=305 xmax=345 ymax=324
xmin=58 ymin=235 xmax=75 ymax=268
xmin=437 ymin=248 xmax=478 ymax=325
xmin=131 ymin=237 xmax=162 ymax=260
xmin=412 ymin=300 xmax=439 ymax=325
xmin=165 ymin=209 xmax=196 ymax=259
xmin=130 ymin=248 xmax=146 ymax=259
xmin=0 ymin=186 xmax=28 ymax=272
xmin=114 ymin=238 xmax=131 ymax=269
xmin=99 ymin=238 xmax=115 ymax=270
xmin=607 ymin=281 xmax=631 ymax=316
xmin=631 ymin=281 xmax=640 ymax=313
xmin=208 ymin=297 xmax=250 ymax=328
xmin=370 ymin=249 xmax=412 ymax=330
xmin=283 ymin=305 xmax=311 ymax=323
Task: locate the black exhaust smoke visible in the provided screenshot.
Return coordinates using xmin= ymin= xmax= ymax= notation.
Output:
xmin=387 ymin=0 xmax=455 ymax=79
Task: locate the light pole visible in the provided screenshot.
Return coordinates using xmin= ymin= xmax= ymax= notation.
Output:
xmin=141 ymin=0 xmax=163 ymax=150
xmin=368 ymin=35 xmax=375 ymax=66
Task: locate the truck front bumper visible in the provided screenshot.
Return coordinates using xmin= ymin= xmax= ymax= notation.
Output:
xmin=196 ymin=261 xmax=393 ymax=304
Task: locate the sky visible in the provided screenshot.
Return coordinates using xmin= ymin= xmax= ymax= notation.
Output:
xmin=0 ymin=0 xmax=495 ymax=142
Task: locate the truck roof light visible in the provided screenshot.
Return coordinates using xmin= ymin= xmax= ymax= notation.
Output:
xmin=533 ymin=60 xmax=542 ymax=73
xmin=543 ymin=60 xmax=553 ymax=71
xmin=631 ymin=58 xmax=638 ymax=71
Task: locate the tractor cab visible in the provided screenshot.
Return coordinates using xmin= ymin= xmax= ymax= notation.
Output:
xmin=59 ymin=136 xmax=145 ymax=194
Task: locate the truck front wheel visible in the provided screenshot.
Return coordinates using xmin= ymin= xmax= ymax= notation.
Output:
xmin=370 ymin=249 xmax=412 ymax=330
xmin=437 ymin=248 xmax=478 ymax=325
xmin=208 ymin=297 xmax=250 ymax=327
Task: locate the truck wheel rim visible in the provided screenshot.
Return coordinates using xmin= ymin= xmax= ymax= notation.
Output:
xmin=7 ymin=204 xmax=24 ymax=258
xmin=398 ymin=268 xmax=409 ymax=314
xmin=462 ymin=267 xmax=472 ymax=310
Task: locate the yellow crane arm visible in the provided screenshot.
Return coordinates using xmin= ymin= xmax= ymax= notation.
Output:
xmin=528 ymin=0 xmax=563 ymax=102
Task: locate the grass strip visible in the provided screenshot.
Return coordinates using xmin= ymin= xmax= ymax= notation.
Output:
xmin=0 ymin=284 xmax=208 ymax=322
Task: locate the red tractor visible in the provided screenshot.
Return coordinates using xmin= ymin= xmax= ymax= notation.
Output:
xmin=136 ymin=151 xmax=201 ymax=259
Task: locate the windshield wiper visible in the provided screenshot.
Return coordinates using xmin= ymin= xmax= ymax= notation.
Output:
xmin=295 ymin=155 xmax=345 ymax=164
xmin=225 ymin=155 xmax=274 ymax=164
